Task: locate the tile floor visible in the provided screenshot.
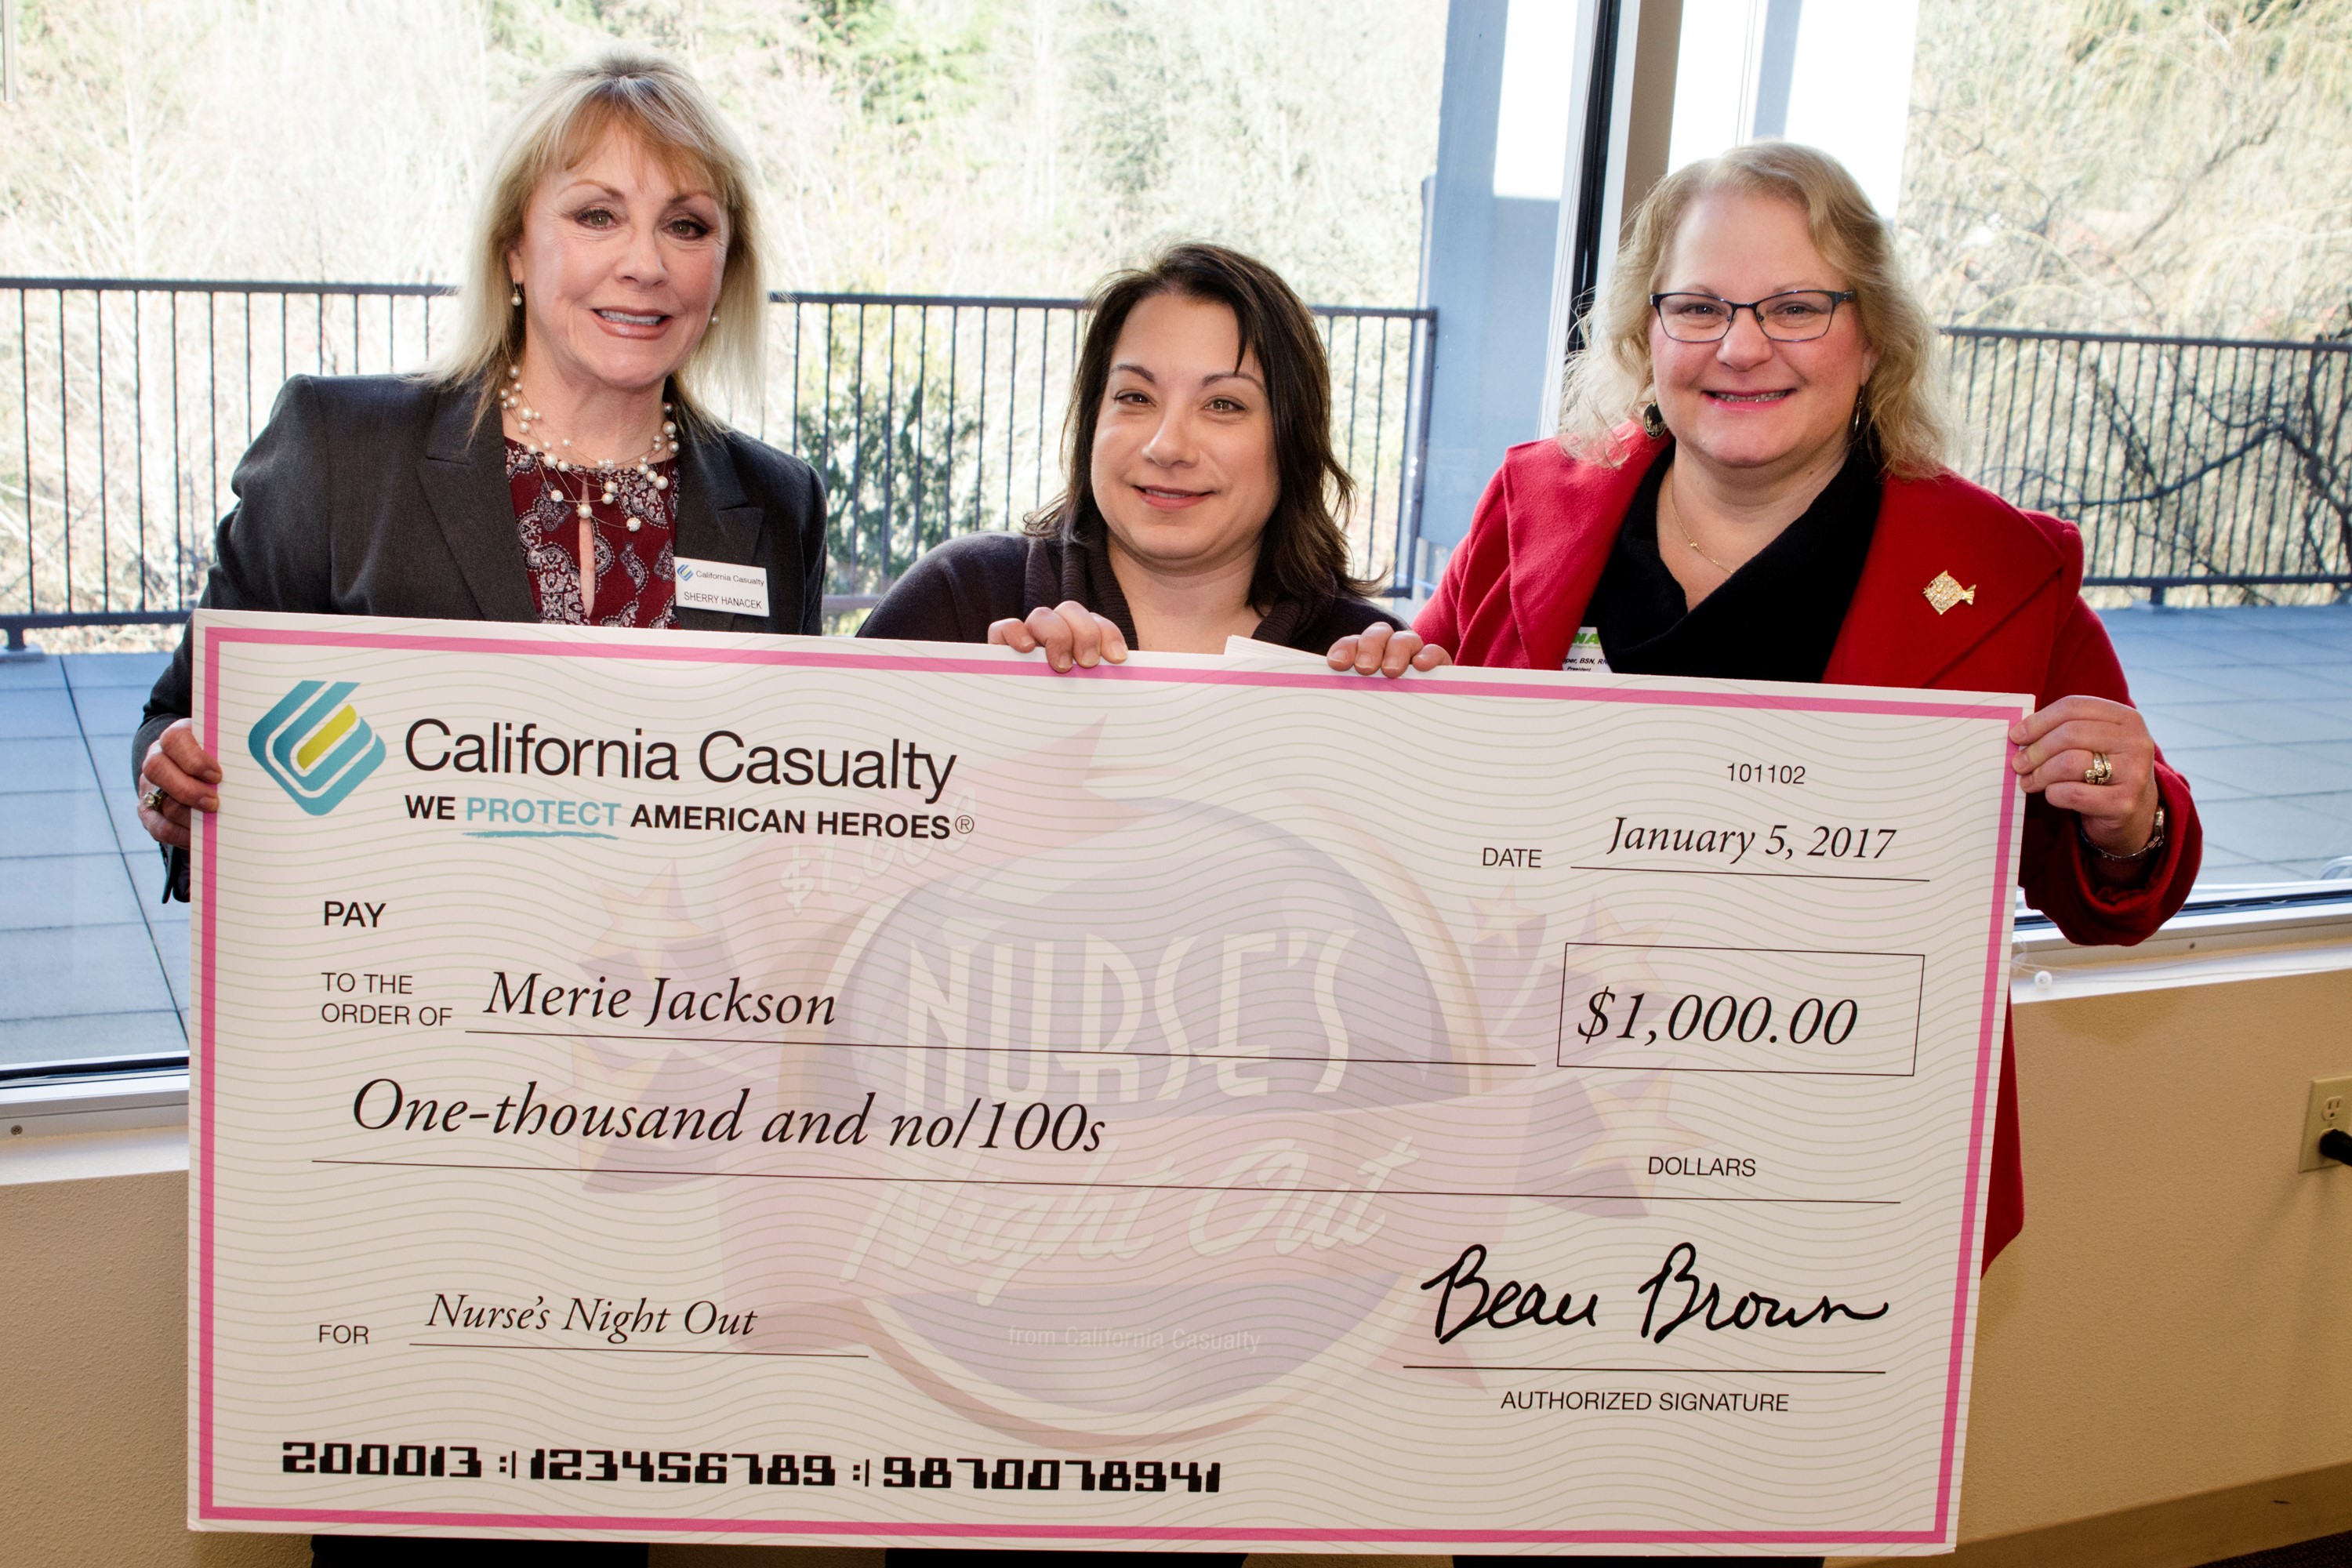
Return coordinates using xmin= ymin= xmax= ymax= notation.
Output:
xmin=3 ymin=604 xmax=2347 ymax=1069
xmin=1 ymin=651 xmax=187 ymax=1070
xmin=2103 ymin=603 xmax=2352 ymax=883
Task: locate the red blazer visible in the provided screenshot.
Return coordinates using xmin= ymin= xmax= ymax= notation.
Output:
xmin=1416 ymin=434 xmax=2202 ymax=1268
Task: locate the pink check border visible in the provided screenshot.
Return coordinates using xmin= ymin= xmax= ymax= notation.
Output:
xmin=193 ymin=623 xmax=2027 ymax=1548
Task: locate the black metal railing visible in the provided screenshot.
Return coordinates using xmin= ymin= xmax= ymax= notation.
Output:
xmin=8 ymin=281 xmax=2349 ymax=648
xmin=1946 ymin=326 xmax=2352 ymax=603
xmin=770 ymin=290 xmax=1434 ymax=611
xmin=0 ymin=278 xmax=1436 ymax=645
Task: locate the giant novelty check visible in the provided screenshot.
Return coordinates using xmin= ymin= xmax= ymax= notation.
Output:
xmin=188 ymin=609 xmax=2027 ymax=1554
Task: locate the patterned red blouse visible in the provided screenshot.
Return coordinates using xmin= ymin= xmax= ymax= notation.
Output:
xmin=506 ymin=440 xmax=681 ymax=627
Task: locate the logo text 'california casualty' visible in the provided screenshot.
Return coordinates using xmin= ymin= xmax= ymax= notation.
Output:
xmin=249 ymin=680 xmax=387 ymax=815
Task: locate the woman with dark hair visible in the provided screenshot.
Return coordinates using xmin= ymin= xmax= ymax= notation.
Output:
xmin=861 ymin=241 xmax=1425 ymax=1568
xmin=861 ymin=242 xmax=1443 ymax=678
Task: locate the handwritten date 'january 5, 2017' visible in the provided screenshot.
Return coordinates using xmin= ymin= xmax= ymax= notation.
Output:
xmin=1599 ymin=818 xmax=1900 ymax=867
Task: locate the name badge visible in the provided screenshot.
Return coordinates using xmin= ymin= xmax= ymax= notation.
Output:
xmin=673 ymin=557 xmax=770 ymax=617
xmin=1563 ymin=624 xmax=1610 ymax=673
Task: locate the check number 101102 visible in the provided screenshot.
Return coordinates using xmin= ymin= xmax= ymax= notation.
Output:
xmin=1555 ymin=941 xmax=1926 ymax=1077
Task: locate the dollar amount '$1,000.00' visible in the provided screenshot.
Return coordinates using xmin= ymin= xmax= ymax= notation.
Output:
xmin=1576 ymin=987 xmax=1860 ymax=1050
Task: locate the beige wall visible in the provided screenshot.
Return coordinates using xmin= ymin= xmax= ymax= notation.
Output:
xmin=1846 ymin=967 xmax=2352 ymax=1566
xmin=5 ymin=967 xmax=2349 ymax=1566
xmin=1963 ymin=971 xmax=2352 ymax=1535
xmin=2 ymin=1167 xmax=301 ymax=1568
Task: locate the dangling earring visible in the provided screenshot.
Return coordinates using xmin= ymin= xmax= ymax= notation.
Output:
xmin=510 ymin=283 xmax=523 ymax=307
xmin=1850 ymin=392 xmax=1868 ymax=440
xmin=1640 ymin=402 xmax=1668 ymax=440
xmin=709 ymin=310 xmax=719 ymax=324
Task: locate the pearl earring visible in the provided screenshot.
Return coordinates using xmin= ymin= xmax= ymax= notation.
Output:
xmin=709 ymin=310 xmax=718 ymax=324
xmin=510 ymin=285 xmax=523 ymax=307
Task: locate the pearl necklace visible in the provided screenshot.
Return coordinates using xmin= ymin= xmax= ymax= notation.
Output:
xmin=496 ymin=365 xmax=681 ymax=535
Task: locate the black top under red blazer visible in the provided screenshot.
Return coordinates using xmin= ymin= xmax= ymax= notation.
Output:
xmin=1415 ymin=431 xmax=2203 ymax=1269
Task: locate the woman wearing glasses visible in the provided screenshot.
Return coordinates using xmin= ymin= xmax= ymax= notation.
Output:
xmin=1413 ymin=145 xmax=2198 ymax=1568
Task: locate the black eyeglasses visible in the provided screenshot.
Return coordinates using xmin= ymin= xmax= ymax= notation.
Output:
xmin=1650 ymin=289 xmax=1857 ymax=343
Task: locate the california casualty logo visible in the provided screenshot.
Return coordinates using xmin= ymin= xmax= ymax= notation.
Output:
xmin=249 ymin=679 xmax=387 ymax=815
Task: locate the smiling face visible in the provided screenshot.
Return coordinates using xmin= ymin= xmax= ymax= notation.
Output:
xmin=1648 ymin=190 xmax=1878 ymax=485
xmin=1088 ymin=291 xmax=1282 ymax=583
xmin=507 ymin=127 xmax=729 ymax=402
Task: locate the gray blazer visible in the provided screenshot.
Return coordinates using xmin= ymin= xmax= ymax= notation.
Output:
xmin=135 ymin=372 xmax=828 ymax=895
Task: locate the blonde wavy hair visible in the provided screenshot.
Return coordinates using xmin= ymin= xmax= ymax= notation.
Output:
xmin=1557 ymin=140 xmax=1948 ymax=479
xmin=434 ymin=47 xmax=768 ymax=431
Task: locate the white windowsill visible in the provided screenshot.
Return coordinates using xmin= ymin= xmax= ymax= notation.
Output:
xmin=6 ymin=892 xmax=2351 ymax=1185
xmin=0 ymin=1070 xmax=191 ymax=1185
xmin=2013 ymin=886 xmax=2352 ymax=1002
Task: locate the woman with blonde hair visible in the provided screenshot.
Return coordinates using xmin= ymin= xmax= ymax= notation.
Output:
xmin=140 ymin=52 xmax=810 ymax=1568
xmin=134 ymin=55 xmax=814 ymax=1563
xmin=1418 ymin=144 xmax=2200 ymax=1566
xmin=132 ymin=47 xmax=826 ymax=902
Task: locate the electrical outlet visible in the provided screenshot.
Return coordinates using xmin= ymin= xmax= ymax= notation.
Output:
xmin=2299 ymin=1074 xmax=2352 ymax=1172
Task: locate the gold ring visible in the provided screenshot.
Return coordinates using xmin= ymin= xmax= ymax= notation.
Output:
xmin=2084 ymin=753 xmax=2113 ymax=786
xmin=141 ymin=786 xmax=168 ymax=812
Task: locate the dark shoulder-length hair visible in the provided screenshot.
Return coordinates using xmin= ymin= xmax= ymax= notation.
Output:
xmin=1027 ymin=242 xmax=1369 ymax=604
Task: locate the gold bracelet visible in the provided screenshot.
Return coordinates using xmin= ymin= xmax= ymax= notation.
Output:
xmin=2080 ymin=804 xmax=2166 ymax=862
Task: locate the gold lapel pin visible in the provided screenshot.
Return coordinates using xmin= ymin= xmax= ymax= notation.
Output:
xmin=1923 ymin=572 xmax=1977 ymax=615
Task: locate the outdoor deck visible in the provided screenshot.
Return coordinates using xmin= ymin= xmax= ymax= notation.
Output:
xmin=4 ymin=602 xmax=2347 ymax=1069
xmin=2 ymin=649 xmax=187 ymax=1069
xmin=2103 ymin=603 xmax=2352 ymax=884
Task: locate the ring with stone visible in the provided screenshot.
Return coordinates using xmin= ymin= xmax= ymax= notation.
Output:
xmin=141 ymin=786 xmax=169 ymax=812
xmin=2084 ymin=752 xmax=2114 ymax=786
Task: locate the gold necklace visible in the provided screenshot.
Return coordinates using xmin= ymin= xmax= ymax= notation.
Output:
xmin=1661 ymin=470 xmax=1740 ymax=578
